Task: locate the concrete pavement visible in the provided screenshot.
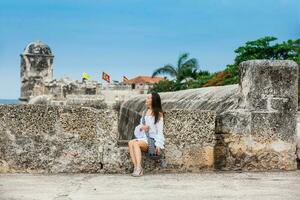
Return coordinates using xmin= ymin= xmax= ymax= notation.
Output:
xmin=0 ymin=171 xmax=300 ymax=200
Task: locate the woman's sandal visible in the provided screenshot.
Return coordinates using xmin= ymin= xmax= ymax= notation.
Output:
xmin=132 ymin=167 xmax=143 ymax=177
xmin=139 ymin=168 xmax=144 ymax=176
xmin=131 ymin=167 xmax=137 ymax=176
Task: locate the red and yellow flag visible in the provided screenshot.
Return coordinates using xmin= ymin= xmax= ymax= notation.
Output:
xmin=123 ymin=76 xmax=129 ymax=83
xmin=102 ymin=71 xmax=110 ymax=83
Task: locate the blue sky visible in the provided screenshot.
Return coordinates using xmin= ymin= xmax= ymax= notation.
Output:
xmin=0 ymin=0 xmax=299 ymax=99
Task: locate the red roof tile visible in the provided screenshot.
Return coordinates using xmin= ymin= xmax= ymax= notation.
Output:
xmin=124 ymin=76 xmax=165 ymax=84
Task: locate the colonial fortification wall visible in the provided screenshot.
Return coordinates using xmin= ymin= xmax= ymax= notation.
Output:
xmin=119 ymin=60 xmax=299 ymax=171
xmin=0 ymin=105 xmax=215 ymax=173
xmin=20 ymin=41 xmax=100 ymax=103
xmin=0 ymin=105 xmax=117 ymax=173
xmin=215 ymin=60 xmax=298 ymax=170
xmin=0 ymin=59 xmax=298 ymax=173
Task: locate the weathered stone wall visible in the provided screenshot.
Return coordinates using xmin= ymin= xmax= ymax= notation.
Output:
xmin=119 ymin=84 xmax=239 ymax=141
xmin=215 ymin=60 xmax=298 ymax=171
xmin=9 ymin=59 xmax=300 ymax=172
xmin=297 ymin=112 xmax=300 ymax=162
xmin=119 ymin=60 xmax=299 ymax=171
xmin=20 ymin=42 xmax=100 ymax=103
xmin=20 ymin=41 xmax=54 ymax=102
xmin=0 ymin=105 xmax=215 ymax=173
xmin=0 ymin=105 xmax=118 ymax=173
xmin=43 ymin=78 xmax=100 ymax=100
xmin=162 ymin=110 xmax=216 ymax=171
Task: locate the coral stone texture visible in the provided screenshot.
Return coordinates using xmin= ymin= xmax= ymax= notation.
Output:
xmin=119 ymin=60 xmax=299 ymax=171
xmin=0 ymin=105 xmax=215 ymax=173
xmin=1 ymin=59 xmax=298 ymax=173
xmin=0 ymin=105 xmax=119 ymax=173
xmin=20 ymin=41 xmax=54 ymax=102
xmin=216 ymin=60 xmax=298 ymax=170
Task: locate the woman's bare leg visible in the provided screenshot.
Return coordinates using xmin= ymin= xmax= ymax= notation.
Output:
xmin=133 ymin=140 xmax=148 ymax=168
xmin=128 ymin=140 xmax=137 ymax=168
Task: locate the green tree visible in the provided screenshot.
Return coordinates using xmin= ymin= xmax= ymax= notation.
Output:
xmin=150 ymin=69 xmax=212 ymax=93
xmin=208 ymin=36 xmax=300 ymax=85
xmin=206 ymin=36 xmax=300 ymax=103
xmin=152 ymin=53 xmax=199 ymax=83
xmin=149 ymin=80 xmax=182 ymax=93
xmin=185 ymin=70 xmax=212 ymax=88
xmin=150 ymin=36 xmax=300 ymax=97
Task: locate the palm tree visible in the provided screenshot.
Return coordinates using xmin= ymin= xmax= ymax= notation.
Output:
xmin=152 ymin=53 xmax=199 ymax=83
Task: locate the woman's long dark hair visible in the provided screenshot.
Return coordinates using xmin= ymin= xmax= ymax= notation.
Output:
xmin=151 ymin=92 xmax=163 ymax=124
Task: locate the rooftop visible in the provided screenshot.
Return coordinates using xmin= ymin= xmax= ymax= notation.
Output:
xmin=22 ymin=41 xmax=53 ymax=56
xmin=124 ymin=76 xmax=165 ymax=84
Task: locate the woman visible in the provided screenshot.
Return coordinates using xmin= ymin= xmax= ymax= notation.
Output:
xmin=128 ymin=92 xmax=165 ymax=177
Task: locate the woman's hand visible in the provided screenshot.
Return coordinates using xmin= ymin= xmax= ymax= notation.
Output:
xmin=156 ymin=146 xmax=161 ymax=155
xmin=140 ymin=125 xmax=150 ymax=133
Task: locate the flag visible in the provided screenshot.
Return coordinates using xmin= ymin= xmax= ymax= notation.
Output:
xmin=102 ymin=71 xmax=110 ymax=83
xmin=82 ymin=72 xmax=91 ymax=80
xmin=123 ymin=76 xmax=129 ymax=83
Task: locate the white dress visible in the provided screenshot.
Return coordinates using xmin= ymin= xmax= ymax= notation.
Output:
xmin=133 ymin=115 xmax=165 ymax=149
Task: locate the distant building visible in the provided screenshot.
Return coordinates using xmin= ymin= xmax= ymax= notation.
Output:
xmin=20 ymin=41 xmax=54 ymax=102
xmin=19 ymin=41 xmax=165 ymax=106
xmin=19 ymin=41 xmax=100 ymax=103
xmin=123 ymin=76 xmax=165 ymax=90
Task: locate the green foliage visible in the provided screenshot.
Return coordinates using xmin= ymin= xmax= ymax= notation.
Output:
xmin=152 ymin=53 xmax=199 ymax=83
xmin=222 ymin=64 xmax=239 ymax=85
xmin=234 ymin=36 xmax=278 ymax=64
xmin=188 ymin=70 xmax=212 ymax=88
xmin=149 ymin=80 xmax=180 ymax=93
xmin=150 ymin=36 xmax=300 ymax=103
xmin=202 ymin=71 xmax=232 ymax=87
xmin=222 ymin=36 xmax=300 ymax=85
xmin=149 ymin=70 xmax=213 ymax=93
xmin=222 ymin=36 xmax=300 ymax=103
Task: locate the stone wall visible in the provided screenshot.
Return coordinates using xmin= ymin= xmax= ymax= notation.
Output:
xmin=215 ymin=60 xmax=298 ymax=171
xmin=0 ymin=105 xmax=118 ymax=173
xmin=6 ymin=59 xmax=300 ymax=172
xmin=162 ymin=110 xmax=216 ymax=171
xmin=118 ymin=84 xmax=239 ymax=141
xmin=20 ymin=41 xmax=54 ymax=102
xmin=119 ymin=60 xmax=299 ymax=171
xmin=0 ymin=105 xmax=216 ymax=173
xmin=20 ymin=42 xmax=100 ymax=103
xmin=297 ymin=112 xmax=300 ymax=162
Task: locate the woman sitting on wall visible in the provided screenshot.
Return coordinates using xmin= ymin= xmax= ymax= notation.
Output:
xmin=128 ymin=92 xmax=165 ymax=177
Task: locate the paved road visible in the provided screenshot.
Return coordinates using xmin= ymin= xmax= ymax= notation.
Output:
xmin=0 ymin=171 xmax=300 ymax=200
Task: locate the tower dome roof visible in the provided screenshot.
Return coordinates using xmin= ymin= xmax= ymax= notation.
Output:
xmin=23 ymin=41 xmax=53 ymax=55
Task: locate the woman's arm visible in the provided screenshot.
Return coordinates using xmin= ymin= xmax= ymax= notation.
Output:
xmin=154 ymin=116 xmax=165 ymax=149
xmin=134 ymin=112 xmax=150 ymax=138
xmin=134 ymin=116 xmax=144 ymax=139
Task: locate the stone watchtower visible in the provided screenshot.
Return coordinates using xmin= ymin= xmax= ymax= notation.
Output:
xmin=19 ymin=41 xmax=54 ymax=102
